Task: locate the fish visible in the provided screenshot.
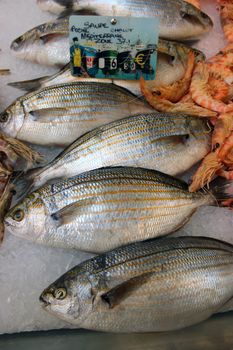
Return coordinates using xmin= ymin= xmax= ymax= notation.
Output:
xmin=36 ymin=0 xmax=213 ymax=41
xmin=8 ymin=40 xmax=205 ymax=94
xmin=4 ymin=167 xmax=233 ymax=253
xmin=17 ymin=113 xmax=211 ymax=195
xmin=39 ymin=236 xmax=233 ymax=332
xmin=0 ymin=82 xmax=152 ymax=146
xmin=10 ymin=9 xmax=206 ymax=70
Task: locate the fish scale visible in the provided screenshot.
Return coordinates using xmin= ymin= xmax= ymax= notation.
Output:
xmin=39 ymin=237 xmax=233 ymax=332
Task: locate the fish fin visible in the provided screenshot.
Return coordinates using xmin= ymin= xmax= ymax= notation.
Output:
xmin=40 ymin=33 xmax=67 ymax=44
xmin=51 ymin=198 xmax=96 ymax=226
xmin=100 ymin=273 xmax=153 ymax=309
xmin=58 ymin=8 xmax=98 ymax=19
xmin=8 ymin=76 xmax=48 ymax=92
xmin=209 ymin=177 xmax=233 ymax=201
xmin=216 ymin=297 xmax=233 ymax=314
xmin=155 ymin=134 xmax=191 ymax=146
xmin=28 ymin=108 xmax=69 ymax=122
xmin=12 ymin=167 xmax=43 ymax=200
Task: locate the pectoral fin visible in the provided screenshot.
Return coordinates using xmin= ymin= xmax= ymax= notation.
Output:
xmin=153 ymin=134 xmax=191 ymax=146
xmin=100 ymin=273 xmax=153 ymax=309
xmin=51 ymin=198 xmax=96 ymax=226
xmin=28 ymin=108 xmax=69 ymax=122
xmin=40 ymin=33 xmax=67 ymax=44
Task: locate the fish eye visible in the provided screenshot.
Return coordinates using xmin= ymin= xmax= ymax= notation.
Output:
xmin=0 ymin=113 xmax=9 ymax=123
xmin=200 ymin=12 xmax=209 ymax=19
xmin=54 ymin=288 xmax=67 ymax=300
xmin=180 ymin=11 xmax=192 ymax=20
xmin=12 ymin=209 xmax=24 ymax=222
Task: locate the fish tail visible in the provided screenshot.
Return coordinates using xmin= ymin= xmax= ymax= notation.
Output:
xmin=210 ymin=177 xmax=233 ymax=201
xmin=13 ymin=168 xmax=42 ymax=200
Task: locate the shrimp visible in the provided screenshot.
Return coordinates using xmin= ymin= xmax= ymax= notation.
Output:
xmin=152 ymin=52 xmax=195 ymax=103
xmin=208 ymin=77 xmax=229 ymax=101
xmin=218 ymin=0 xmax=233 ymax=42
xmin=190 ymin=61 xmax=233 ymax=113
xmin=140 ymin=76 xmax=217 ymax=117
xmin=185 ymin=0 xmax=201 ymax=9
xmin=212 ymin=113 xmax=233 ymax=150
xmin=221 ymin=43 xmax=233 ymax=54
xmin=218 ymin=131 xmax=233 ymax=161
xmin=189 ymin=151 xmax=223 ymax=192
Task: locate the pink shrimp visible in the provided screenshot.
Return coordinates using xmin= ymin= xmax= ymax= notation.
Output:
xmin=140 ymin=76 xmax=217 ymax=117
xmin=190 ymin=61 xmax=233 ymax=113
xmin=218 ymin=0 xmax=233 ymax=42
xmin=212 ymin=113 xmax=233 ymax=150
xmin=208 ymin=77 xmax=229 ymax=101
xmin=218 ymin=131 xmax=233 ymax=161
xmin=189 ymin=151 xmax=223 ymax=192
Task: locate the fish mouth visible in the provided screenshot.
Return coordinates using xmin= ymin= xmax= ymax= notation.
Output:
xmin=39 ymin=293 xmax=50 ymax=308
xmin=4 ymin=218 xmax=11 ymax=227
xmin=10 ymin=36 xmax=25 ymax=51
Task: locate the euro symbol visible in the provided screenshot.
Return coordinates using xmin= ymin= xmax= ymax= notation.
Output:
xmin=134 ymin=54 xmax=145 ymax=66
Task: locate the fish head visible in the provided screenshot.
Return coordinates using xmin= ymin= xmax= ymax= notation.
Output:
xmin=10 ymin=24 xmax=48 ymax=62
xmin=4 ymin=193 xmax=47 ymax=241
xmin=40 ymin=268 xmax=93 ymax=324
xmin=180 ymin=117 xmax=211 ymax=167
xmin=0 ymin=102 xmax=24 ymax=138
xmin=178 ymin=1 xmax=213 ymax=39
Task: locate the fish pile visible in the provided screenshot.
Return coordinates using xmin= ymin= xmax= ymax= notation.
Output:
xmin=1 ymin=0 xmax=233 ymax=334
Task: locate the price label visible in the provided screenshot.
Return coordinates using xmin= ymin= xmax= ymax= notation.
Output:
xmin=69 ymin=16 xmax=159 ymax=80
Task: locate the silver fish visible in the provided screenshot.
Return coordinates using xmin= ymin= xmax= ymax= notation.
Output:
xmin=18 ymin=113 xmax=210 ymax=194
xmin=0 ymin=82 xmax=152 ymax=146
xmin=4 ymin=167 xmax=233 ymax=253
xmin=39 ymin=236 xmax=233 ymax=332
xmin=10 ymin=11 xmax=206 ymax=68
xmin=36 ymin=0 xmax=213 ymax=40
xmin=8 ymin=40 xmax=205 ymax=94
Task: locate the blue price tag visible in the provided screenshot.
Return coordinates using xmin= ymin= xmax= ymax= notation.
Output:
xmin=69 ymin=16 xmax=159 ymax=80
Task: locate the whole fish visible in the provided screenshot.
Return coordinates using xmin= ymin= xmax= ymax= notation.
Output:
xmin=4 ymin=167 xmax=233 ymax=253
xmin=39 ymin=236 xmax=233 ymax=332
xmin=18 ymin=114 xmax=210 ymax=195
xmin=36 ymin=0 xmax=213 ymax=41
xmin=0 ymin=82 xmax=152 ymax=146
xmin=9 ymin=40 xmax=205 ymax=94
